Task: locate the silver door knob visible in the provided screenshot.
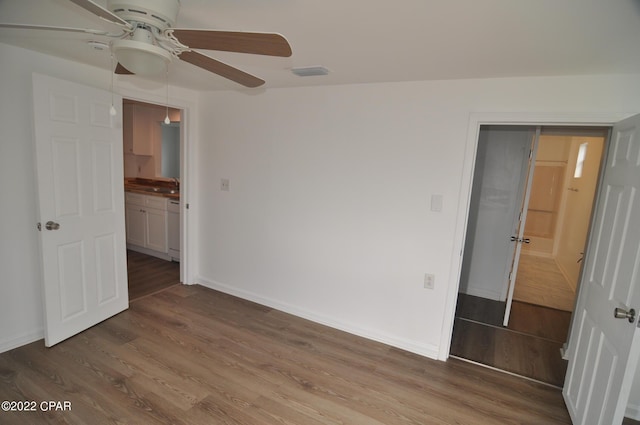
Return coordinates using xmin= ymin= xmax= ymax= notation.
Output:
xmin=45 ymin=221 xmax=60 ymax=231
xmin=614 ymin=307 xmax=636 ymax=323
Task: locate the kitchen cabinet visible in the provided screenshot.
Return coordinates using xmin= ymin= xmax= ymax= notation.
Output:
xmin=125 ymin=192 xmax=168 ymax=257
xmin=125 ymin=203 xmax=146 ymax=246
xmin=123 ymin=103 xmax=156 ymax=156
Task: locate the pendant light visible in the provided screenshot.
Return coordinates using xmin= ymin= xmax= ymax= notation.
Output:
xmin=164 ymin=63 xmax=170 ymax=124
xmin=109 ymin=53 xmax=117 ymax=116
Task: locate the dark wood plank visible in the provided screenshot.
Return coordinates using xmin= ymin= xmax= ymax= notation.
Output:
xmin=509 ymin=301 xmax=571 ymax=342
xmin=456 ymin=293 xmax=571 ymax=342
xmin=127 ymin=250 xmax=180 ymax=301
xmin=451 ymin=318 xmax=568 ymax=387
xmin=0 ymin=285 xmax=573 ymax=424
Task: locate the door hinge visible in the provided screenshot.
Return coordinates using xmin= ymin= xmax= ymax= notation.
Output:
xmin=186 ymin=203 xmax=189 ymax=209
xmin=37 ymin=222 xmax=41 ymax=231
xmin=529 ymin=149 xmax=533 ymax=159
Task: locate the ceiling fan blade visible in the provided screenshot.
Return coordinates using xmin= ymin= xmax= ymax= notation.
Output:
xmin=68 ymin=0 xmax=132 ymax=29
xmin=115 ymin=63 xmax=134 ymax=75
xmin=0 ymin=23 xmax=120 ymax=36
xmin=172 ymin=29 xmax=292 ymax=57
xmin=179 ymin=50 xmax=265 ymax=88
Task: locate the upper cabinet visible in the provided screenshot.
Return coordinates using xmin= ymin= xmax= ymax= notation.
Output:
xmin=122 ymin=100 xmax=181 ymax=178
xmin=123 ymin=103 xmax=163 ymax=156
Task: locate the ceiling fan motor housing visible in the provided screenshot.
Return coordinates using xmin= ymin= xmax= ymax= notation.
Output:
xmin=108 ymin=0 xmax=180 ymax=30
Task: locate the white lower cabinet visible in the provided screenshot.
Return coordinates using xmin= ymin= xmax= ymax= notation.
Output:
xmin=125 ymin=192 xmax=169 ymax=257
xmin=125 ymin=204 xmax=146 ymax=246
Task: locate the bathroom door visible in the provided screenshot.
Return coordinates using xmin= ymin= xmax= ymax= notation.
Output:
xmin=502 ymin=128 xmax=540 ymax=326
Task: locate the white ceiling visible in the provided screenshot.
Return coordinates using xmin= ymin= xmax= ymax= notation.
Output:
xmin=2 ymin=0 xmax=640 ymax=91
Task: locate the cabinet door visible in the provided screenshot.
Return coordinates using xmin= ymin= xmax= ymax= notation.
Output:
xmin=123 ymin=104 xmax=154 ymax=156
xmin=145 ymin=207 xmax=168 ymax=253
xmin=132 ymin=105 xmax=154 ymax=156
xmin=125 ymin=204 xmax=146 ymax=246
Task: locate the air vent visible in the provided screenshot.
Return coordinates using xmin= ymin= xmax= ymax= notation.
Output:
xmin=291 ymin=66 xmax=330 ymax=77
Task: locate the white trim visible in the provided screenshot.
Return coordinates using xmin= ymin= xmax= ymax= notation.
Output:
xmin=0 ymin=329 xmax=44 ymax=354
xmin=116 ymin=82 xmax=199 ymax=286
xmin=626 ymin=403 xmax=640 ymax=421
xmin=126 ymin=244 xmax=172 ymax=261
xmin=196 ymin=276 xmax=441 ymax=360
xmin=439 ymin=111 xmax=635 ymax=361
xmin=460 ymin=287 xmax=503 ymax=301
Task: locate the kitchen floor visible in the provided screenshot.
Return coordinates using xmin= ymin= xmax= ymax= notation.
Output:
xmin=127 ymin=250 xmax=180 ymax=301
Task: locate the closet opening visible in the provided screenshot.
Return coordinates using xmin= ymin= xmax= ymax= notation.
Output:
xmin=450 ymin=124 xmax=608 ymax=387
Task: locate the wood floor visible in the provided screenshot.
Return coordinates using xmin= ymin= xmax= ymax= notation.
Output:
xmin=451 ymin=253 xmax=577 ymax=387
xmin=451 ymin=294 xmax=571 ymax=387
xmin=0 ymin=285 xmax=573 ymax=424
xmin=127 ymin=250 xmax=180 ymax=301
xmin=513 ymin=254 xmax=576 ymax=312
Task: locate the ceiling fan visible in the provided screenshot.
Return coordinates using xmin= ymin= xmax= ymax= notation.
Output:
xmin=0 ymin=0 xmax=293 ymax=88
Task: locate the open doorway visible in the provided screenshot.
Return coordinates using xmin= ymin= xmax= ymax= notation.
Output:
xmin=450 ymin=125 xmax=608 ymax=387
xmin=121 ymin=99 xmax=183 ymax=300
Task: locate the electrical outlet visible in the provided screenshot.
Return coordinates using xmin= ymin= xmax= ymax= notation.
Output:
xmin=221 ymin=178 xmax=230 ymax=191
xmin=424 ymin=273 xmax=435 ymax=290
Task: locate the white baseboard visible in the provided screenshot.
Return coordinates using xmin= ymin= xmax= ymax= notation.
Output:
xmin=195 ymin=276 xmax=440 ymax=360
xmin=626 ymin=403 xmax=640 ymax=421
xmin=460 ymin=287 xmax=504 ymax=302
xmin=0 ymin=329 xmax=43 ymax=354
xmin=126 ymin=244 xmax=172 ymax=261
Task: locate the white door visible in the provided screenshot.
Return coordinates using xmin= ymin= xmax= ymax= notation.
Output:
xmin=563 ymin=114 xmax=640 ymax=424
xmin=502 ymin=128 xmax=540 ymax=326
xmin=33 ymin=73 xmax=128 ymax=347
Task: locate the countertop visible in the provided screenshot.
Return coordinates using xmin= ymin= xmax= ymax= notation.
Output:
xmin=124 ymin=178 xmax=180 ymax=200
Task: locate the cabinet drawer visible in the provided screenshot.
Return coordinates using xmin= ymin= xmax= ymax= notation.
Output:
xmin=145 ymin=195 xmax=168 ymax=210
xmin=125 ymin=192 xmax=145 ymax=206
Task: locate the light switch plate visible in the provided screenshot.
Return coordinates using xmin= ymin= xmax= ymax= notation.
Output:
xmin=430 ymin=194 xmax=443 ymax=212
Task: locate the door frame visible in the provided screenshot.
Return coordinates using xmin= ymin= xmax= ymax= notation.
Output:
xmin=116 ymin=84 xmax=197 ymax=287
xmin=440 ymin=112 xmax=634 ymax=361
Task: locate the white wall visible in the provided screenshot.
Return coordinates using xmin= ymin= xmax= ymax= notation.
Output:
xmin=0 ymin=42 xmax=199 ymax=352
xmin=0 ymin=44 xmax=45 ymax=350
xmin=195 ymin=74 xmax=640 ymax=360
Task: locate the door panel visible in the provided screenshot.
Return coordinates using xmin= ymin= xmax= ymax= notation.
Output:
xmin=563 ymin=114 xmax=640 ymax=425
xmin=145 ymin=208 xmax=167 ymax=253
xmin=33 ymin=73 xmax=128 ymax=347
xmin=58 ymin=241 xmax=86 ymax=319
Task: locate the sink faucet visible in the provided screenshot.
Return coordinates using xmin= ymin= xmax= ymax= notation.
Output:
xmin=172 ymin=177 xmax=180 ymax=190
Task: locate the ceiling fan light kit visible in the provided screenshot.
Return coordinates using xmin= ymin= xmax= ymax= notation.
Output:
xmin=1 ymin=0 xmax=293 ymax=87
xmin=111 ymin=27 xmax=172 ymax=75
